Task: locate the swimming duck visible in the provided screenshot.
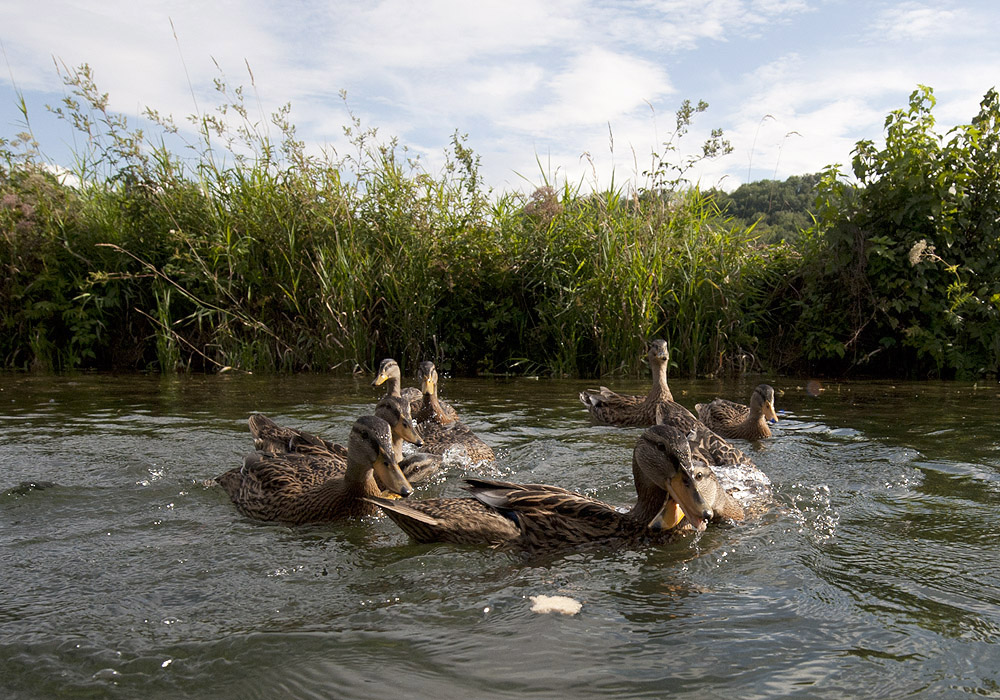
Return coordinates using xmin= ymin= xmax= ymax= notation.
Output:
xmin=654 ymin=402 xmax=754 ymax=467
xmin=411 ymin=361 xmax=494 ymax=463
xmin=696 ymin=384 xmax=779 ymax=440
xmin=372 ymin=358 xmax=404 ymax=398
xmin=647 ymin=460 xmax=746 ymax=530
xmin=654 ymin=406 xmax=772 ymax=510
xmin=366 ymin=424 xmax=715 ymax=550
xmin=215 ymin=415 xmax=413 ymax=524
xmin=408 ymin=361 xmax=459 ymax=423
xmin=579 ymin=339 xmax=674 ymax=426
xmin=248 ymin=396 xmax=438 ymax=487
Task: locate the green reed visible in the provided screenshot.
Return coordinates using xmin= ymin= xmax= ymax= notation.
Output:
xmin=1 ymin=63 xmax=793 ymax=377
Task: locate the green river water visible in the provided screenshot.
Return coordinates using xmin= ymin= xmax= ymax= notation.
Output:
xmin=1 ymin=373 xmax=999 ymax=699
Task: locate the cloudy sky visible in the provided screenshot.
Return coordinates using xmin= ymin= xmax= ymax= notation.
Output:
xmin=1 ymin=0 xmax=998 ymax=193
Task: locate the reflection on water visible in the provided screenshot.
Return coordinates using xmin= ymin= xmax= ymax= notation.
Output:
xmin=1 ymin=373 xmax=1000 ymax=698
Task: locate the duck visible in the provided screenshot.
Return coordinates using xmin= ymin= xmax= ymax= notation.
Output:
xmin=408 ymin=361 xmax=459 ymax=423
xmin=579 ymin=339 xmax=674 ymax=426
xmin=654 ymin=402 xmax=754 ymax=467
xmin=372 ymin=358 xmax=404 ymax=398
xmin=366 ymin=424 xmax=719 ymax=551
xmin=215 ymin=415 xmax=413 ymax=524
xmin=653 ymin=406 xmax=772 ymax=510
xmin=647 ymin=460 xmax=745 ymax=530
xmin=696 ymin=384 xmax=779 ymax=440
xmin=410 ymin=361 xmax=494 ymax=463
xmin=247 ymin=396 xmax=439 ymax=487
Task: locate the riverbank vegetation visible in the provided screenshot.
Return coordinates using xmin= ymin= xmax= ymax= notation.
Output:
xmin=2 ymin=66 xmax=998 ymax=378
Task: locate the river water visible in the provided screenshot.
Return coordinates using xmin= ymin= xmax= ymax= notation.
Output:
xmin=1 ymin=372 xmax=999 ymax=699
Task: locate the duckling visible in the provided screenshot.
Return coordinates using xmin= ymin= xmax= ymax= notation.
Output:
xmin=696 ymin=384 xmax=779 ymax=440
xmin=579 ymin=339 xmax=674 ymax=426
xmin=216 ymin=415 xmax=413 ymax=524
xmin=366 ymin=424 xmax=713 ymax=550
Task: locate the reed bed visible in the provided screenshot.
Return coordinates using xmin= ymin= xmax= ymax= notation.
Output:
xmin=36 ymin=65 xmax=1000 ymax=378
xmin=1 ymin=65 xmax=800 ymax=377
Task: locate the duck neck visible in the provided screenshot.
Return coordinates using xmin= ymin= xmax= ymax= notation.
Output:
xmin=424 ymin=391 xmax=454 ymax=424
xmin=343 ymin=451 xmax=380 ymax=497
xmin=646 ymin=360 xmax=672 ymax=403
xmin=738 ymin=402 xmax=771 ymax=438
xmin=625 ymin=455 xmax=668 ymax=525
xmin=390 ymin=432 xmax=405 ymax=462
xmin=383 ymin=375 xmax=402 ymax=398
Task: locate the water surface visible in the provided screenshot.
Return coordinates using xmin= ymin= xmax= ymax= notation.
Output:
xmin=2 ymin=373 xmax=999 ymax=698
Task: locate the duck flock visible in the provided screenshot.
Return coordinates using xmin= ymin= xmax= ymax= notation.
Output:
xmin=214 ymin=341 xmax=779 ymax=553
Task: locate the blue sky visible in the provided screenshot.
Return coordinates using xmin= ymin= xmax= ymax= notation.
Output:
xmin=2 ymin=0 xmax=998 ymax=194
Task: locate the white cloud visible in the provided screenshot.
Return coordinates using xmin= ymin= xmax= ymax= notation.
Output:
xmin=2 ymin=0 xmax=999 ymax=196
xmin=872 ymin=2 xmax=966 ymax=41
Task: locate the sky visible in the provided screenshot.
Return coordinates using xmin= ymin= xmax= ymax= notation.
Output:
xmin=1 ymin=0 xmax=998 ymax=194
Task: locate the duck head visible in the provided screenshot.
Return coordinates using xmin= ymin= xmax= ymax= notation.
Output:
xmin=349 ymin=415 xmax=413 ymax=497
xmin=633 ymin=424 xmax=713 ymax=531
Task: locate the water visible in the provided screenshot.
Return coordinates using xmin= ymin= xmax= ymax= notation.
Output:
xmin=2 ymin=373 xmax=999 ymax=699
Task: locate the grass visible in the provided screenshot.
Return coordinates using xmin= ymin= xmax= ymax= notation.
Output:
xmin=1 ymin=63 xmax=800 ymax=377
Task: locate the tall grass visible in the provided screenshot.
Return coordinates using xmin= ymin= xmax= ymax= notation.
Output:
xmin=0 ymin=63 xmax=792 ymax=377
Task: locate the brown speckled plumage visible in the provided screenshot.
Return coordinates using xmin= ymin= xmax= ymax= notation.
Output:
xmin=247 ymin=395 xmax=434 ymax=487
xmin=216 ymin=415 xmax=412 ymax=525
xmin=696 ymin=384 xmax=778 ymax=441
xmin=368 ymin=425 xmax=716 ymax=551
xmin=579 ymin=339 xmax=674 ymax=427
xmin=654 ymin=402 xmax=755 ymax=467
xmin=408 ymin=360 xmax=494 ymax=463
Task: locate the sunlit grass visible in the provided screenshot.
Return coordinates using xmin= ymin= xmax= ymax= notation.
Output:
xmin=0 ymin=63 xmax=794 ymax=377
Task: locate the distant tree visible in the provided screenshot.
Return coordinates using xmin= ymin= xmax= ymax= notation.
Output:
xmin=710 ymin=173 xmax=821 ymax=243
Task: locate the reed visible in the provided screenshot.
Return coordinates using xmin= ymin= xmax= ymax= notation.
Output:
xmin=1 ymin=63 xmax=795 ymax=377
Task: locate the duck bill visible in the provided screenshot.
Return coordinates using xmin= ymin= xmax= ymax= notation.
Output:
xmin=647 ymin=498 xmax=686 ymax=531
xmin=374 ymin=451 xmax=413 ymax=498
xmin=665 ymin=471 xmax=709 ymax=532
xmin=372 ymin=372 xmax=388 ymax=388
xmin=763 ymin=401 xmax=779 ymax=423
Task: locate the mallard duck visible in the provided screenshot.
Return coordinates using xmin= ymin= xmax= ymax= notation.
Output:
xmin=366 ymin=424 xmax=717 ymax=550
xmin=215 ymin=415 xmax=413 ymax=524
xmin=654 ymin=402 xmax=754 ymax=467
xmin=408 ymin=361 xmax=459 ymax=423
xmin=248 ymin=396 xmax=438 ymax=487
xmin=696 ymin=384 xmax=778 ymax=440
xmin=654 ymin=404 xmax=772 ymax=512
xmin=647 ymin=460 xmax=745 ymax=530
xmin=579 ymin=339 xmax=674 ymax=426
xmin=372 ymin=358 xmax=403 ymax=398
xmin=410 ymin=361 xmax=494 ymax=463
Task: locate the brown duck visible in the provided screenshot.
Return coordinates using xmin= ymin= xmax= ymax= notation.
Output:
xmin=696 ymin=384 xmax=779 ymax=440
xmin=579 ymin=339 xmax=674 ymax=426
xmin=366 ymin=424 xmax=717 ymax=551
xmin=247 ymin=395 xmax=436 ymax=486
xmin=215 ymin=415 xmax=413 ymax=524
xmin=409 ymin=360 xmax=494 ymax=463
xmin=372 ymin=358 xmax=404 ymax=398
